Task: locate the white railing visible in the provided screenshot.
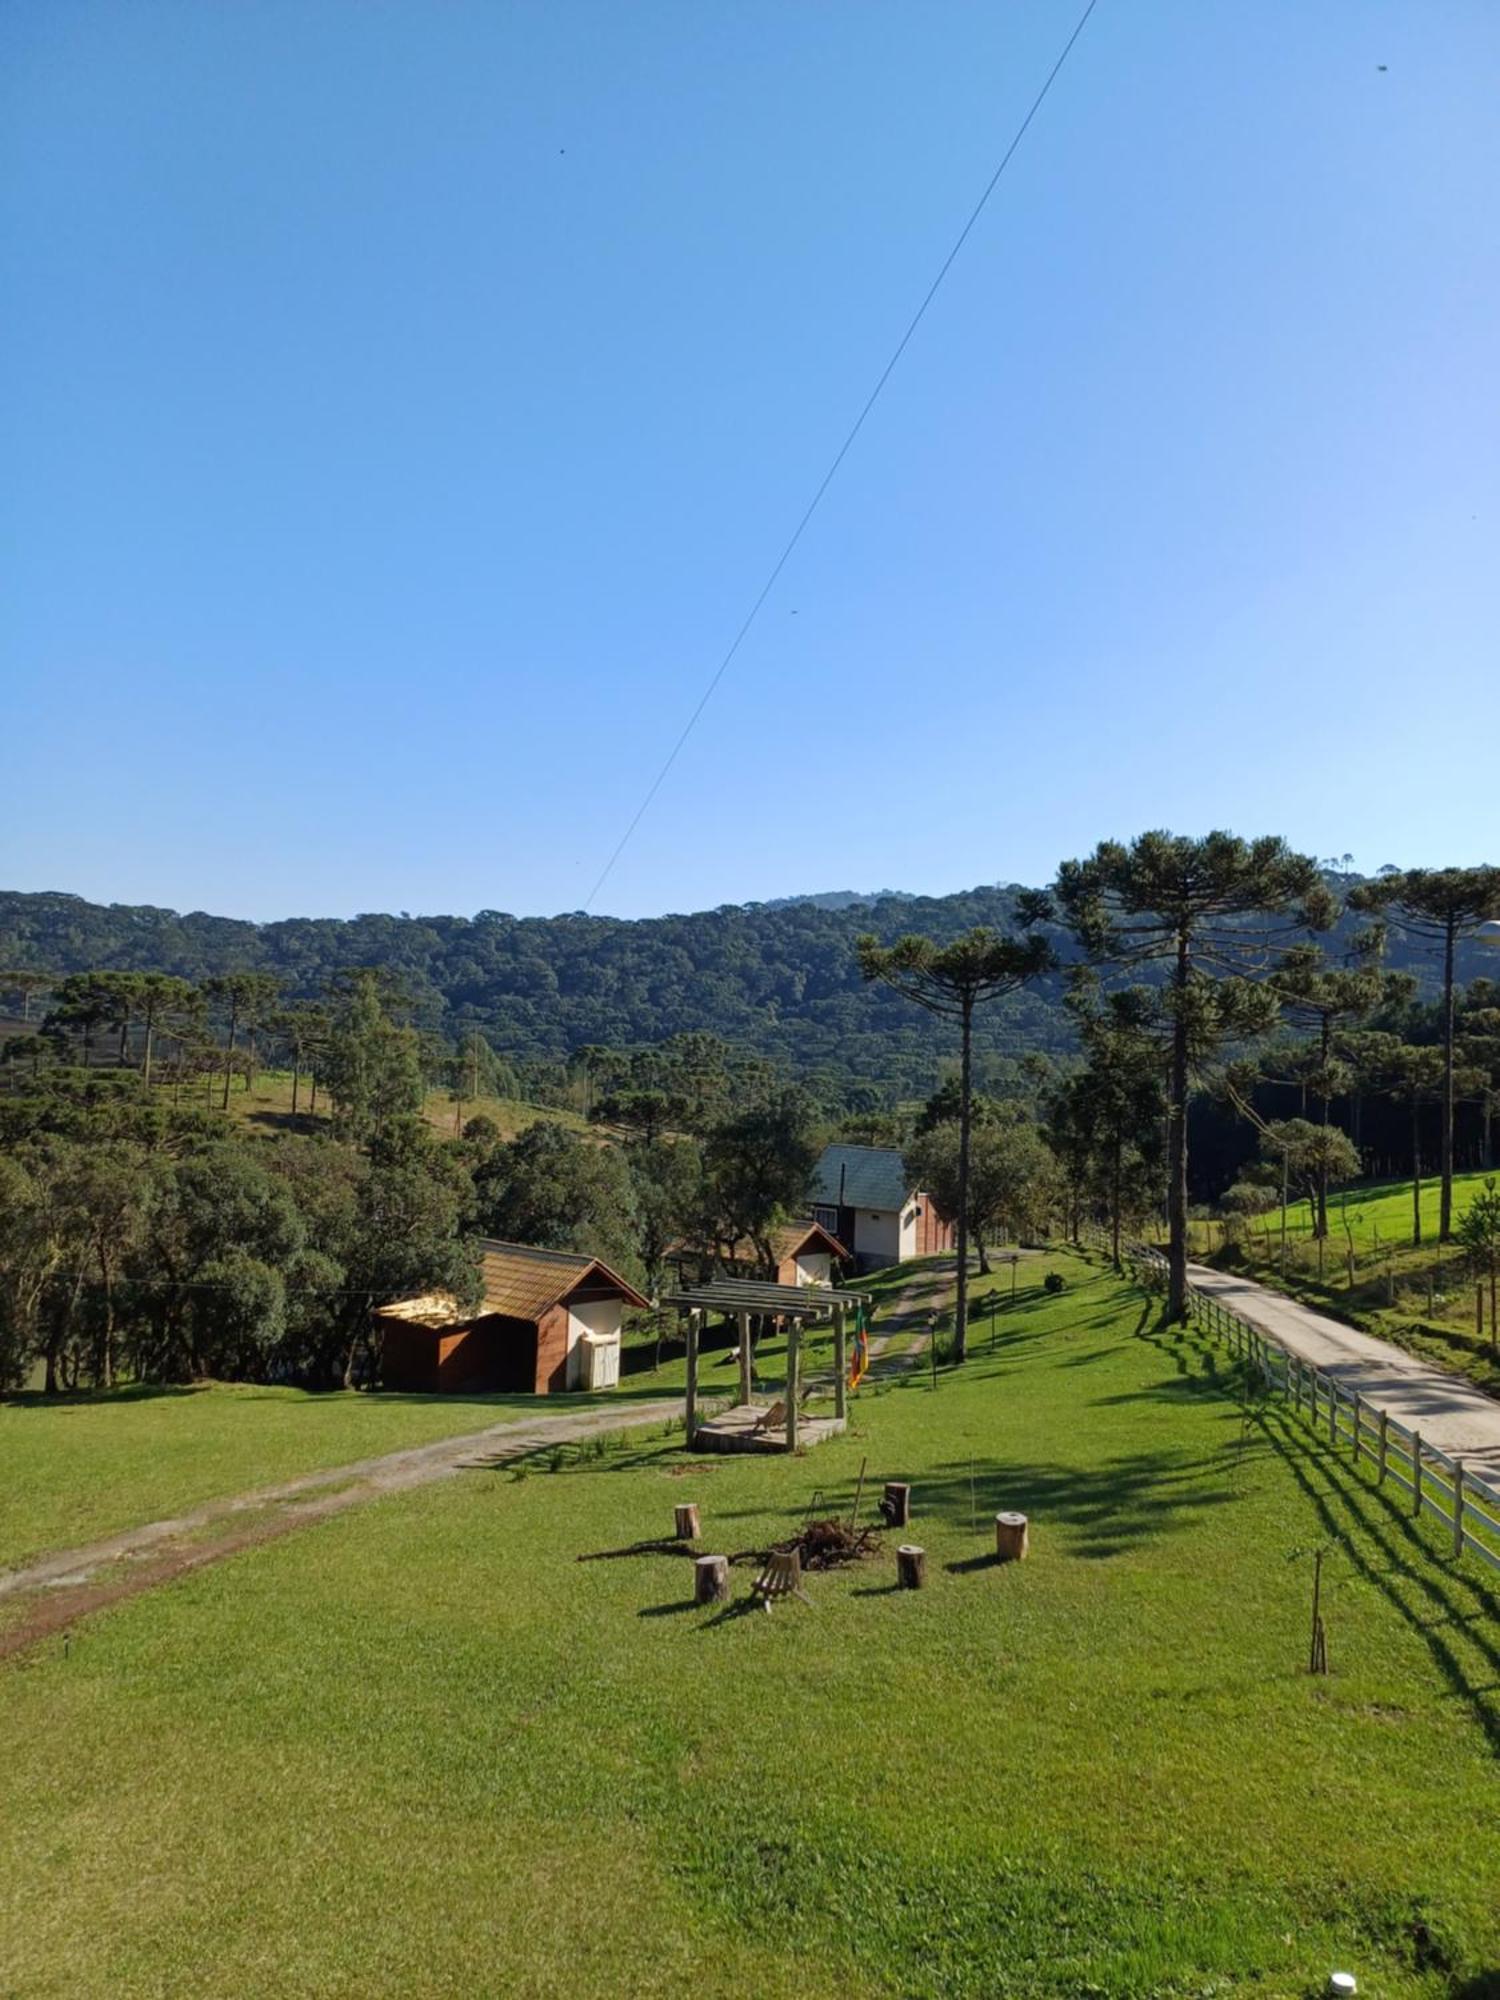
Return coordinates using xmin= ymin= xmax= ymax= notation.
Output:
xmin=1125 ymin=1244 xmax=1500 ymax=1579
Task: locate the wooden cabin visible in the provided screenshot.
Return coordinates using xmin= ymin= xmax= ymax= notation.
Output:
xmin=375 ymin=1239 xmax=649 ymax=1395
xmin=664 ymin=1218 xmax=848 ymax=1290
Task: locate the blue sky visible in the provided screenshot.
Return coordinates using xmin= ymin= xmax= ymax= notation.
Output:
xmin=4 ymin=1 xmax=1497 ymax=922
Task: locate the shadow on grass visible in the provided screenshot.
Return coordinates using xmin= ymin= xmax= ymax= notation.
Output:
xmin=2 ymin=1381 xmax=214 ymax=1409
xmin=944 ymin=1551 xmax=1004 ymax=1575
xmin=905 ymin=1447 xmax=1241 ymax=1558
xmin=1250 ymin=1399 xmax=1500 ymax=1756
xmin=577 ymin=1538 xmax=698 ymax=1563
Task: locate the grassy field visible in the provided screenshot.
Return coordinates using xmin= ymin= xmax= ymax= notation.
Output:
xmin=4 ymin=1253 xmax=1498 ymax=1997
xmin=0 ymin=1379 xmax=672 ymax=1574
xmin=222 ymin=1068 xmax=594 ymax=1142
xmin=1202 ymin=1170 xmax=1495 ymax=1259
xmin=1193 ymin=1169 xmax=1500 ymax=1397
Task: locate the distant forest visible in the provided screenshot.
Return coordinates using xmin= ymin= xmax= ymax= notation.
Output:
xmin=0 ymin=876 xmax=1489 ymax=1107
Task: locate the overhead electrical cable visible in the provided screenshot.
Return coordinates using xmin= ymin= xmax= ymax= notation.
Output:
xmin=583 ymin=0 xmax=1102 ymax=911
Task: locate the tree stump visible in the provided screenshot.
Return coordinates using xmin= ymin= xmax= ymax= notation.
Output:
xmin=880 ymin=1481 xmax=912 ymax=1528
xmin=674 ymin=1503 xmax=701 ymax=1541
xmin=994 ymin=1511 xmax=1029 ymax=1562
xmin=694 ymin=1554 xmax=730 ymax=1605
xmin=896 ymin=1544 xmax=926 ymax=1590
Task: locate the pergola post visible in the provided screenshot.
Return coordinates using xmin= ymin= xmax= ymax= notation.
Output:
xmin=736 ymin=1309 xmax=752 ymax=1407
xmin=833 ymin=1302 xmax=848 ymax=1422
xmin=684 ymin=1309 xmax=700 ymax=1446
xmin=786 ymin=1320 xmax=800 ymax=1452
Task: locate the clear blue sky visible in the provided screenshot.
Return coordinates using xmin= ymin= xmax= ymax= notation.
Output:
xmin=4 ymin=1 xmax=1497 ymax=922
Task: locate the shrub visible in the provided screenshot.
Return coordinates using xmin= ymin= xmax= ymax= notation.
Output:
xmin=1043 ymin=1272 xmax=1066 ymax=1296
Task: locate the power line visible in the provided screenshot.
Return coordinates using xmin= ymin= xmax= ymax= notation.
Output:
xmin=584 ymin=0 xmax=1103 ymax=912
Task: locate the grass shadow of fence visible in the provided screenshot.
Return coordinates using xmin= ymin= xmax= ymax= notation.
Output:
xmin=1250 ymin=1400 xmax=1500 ymax=1756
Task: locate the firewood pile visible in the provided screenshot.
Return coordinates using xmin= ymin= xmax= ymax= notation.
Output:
xmin=775 ymin=1517 xmax=881 ymax=1570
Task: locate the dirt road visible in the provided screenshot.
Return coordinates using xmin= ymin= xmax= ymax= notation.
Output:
xmin=1188 ymin=1262 xmax=1500 ymax=1483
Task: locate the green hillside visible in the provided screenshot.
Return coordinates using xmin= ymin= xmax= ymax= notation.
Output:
xmin=3 ymin=874 xmax=1479 ymax=1100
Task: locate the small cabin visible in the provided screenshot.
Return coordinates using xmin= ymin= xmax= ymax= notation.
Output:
xmin=375 ymin=1239 xmax=649 ymax=1395
xmin=809 ymin=1144 xmax=954 ymax=1273
xmin=663 ymin=1218 xmax=848 ymax=1290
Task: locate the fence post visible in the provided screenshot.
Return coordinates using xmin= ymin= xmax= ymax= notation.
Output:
xmin=1412 ymin=1432 xmax=1423 ymax=1518
xmin=1453 ymin=1460 xmax=1465 ymax=1561
xmin=1328 ymin=1378 xmax=1338 ymax=1446
xmin=1377 ymin=1410 xmax=1389 ymax=1486
xmin=1351 ymin=1393 xmax=1362 ymax=1463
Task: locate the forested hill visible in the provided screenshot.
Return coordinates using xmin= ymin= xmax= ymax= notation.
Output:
xmin=0 ymin=876 xmax=1473 ymax=1102
xmin=1 ymin=884 xmax=1068 ymax=1097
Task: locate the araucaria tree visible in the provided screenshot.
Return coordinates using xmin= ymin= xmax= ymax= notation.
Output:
xmin=1048 ymin=985 xmax=1166 ymax=1267
xmin=1456 ymin=1177 xmax=1500 ymax=1358
xmin=1056 ymin=832 xmax=1333 ymax=1322
xmin=1351 ymin=867 xmax=1500 ymax=1240
xmin=1269 ymin=943 xmax=1383 ymax=1241
xmin=857 ymin=914 xmax=1054 ymax=1360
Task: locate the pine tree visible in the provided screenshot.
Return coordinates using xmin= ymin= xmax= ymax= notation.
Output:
xmin=1056 ymin=832 xmax=1332 ymax=1321
xmin=857 ymin=912 xmax=1054 ymax=1359
xmin=1352 ymin=868 xmax=1500 ymax=1239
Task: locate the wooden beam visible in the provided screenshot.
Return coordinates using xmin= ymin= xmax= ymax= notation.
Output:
xmin=685 ymin=1309 xmax=700 ymax=1447
xmin=737 ymin=1309 xmax=752 ymax=1407
xmin=786 ymin=1321 xmax=800 ymax=1452
xmin=833 ymin=1303 xmax=848 ymax=1422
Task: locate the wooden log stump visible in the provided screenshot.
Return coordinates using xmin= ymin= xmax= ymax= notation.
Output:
xmin=693 ymin=1554 xmax=730 ymax=1605
xmin=674 ymin=1503 xmax=701 ymax=1541
xmin=896 ymin=1544 xmax=926 ymax=1590
xmin=880 ymin=1481 xmax=912 ymax=1528
xmin=994 ymin=1511 xmax=1029 ymax=1562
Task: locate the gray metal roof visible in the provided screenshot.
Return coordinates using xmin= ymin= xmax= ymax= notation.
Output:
xmin=809 ymin=1144 xmax=912 ymax=1213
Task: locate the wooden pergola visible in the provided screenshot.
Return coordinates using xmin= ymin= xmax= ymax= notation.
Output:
xmin=661 ymin=1277 xmax=871 ymax=1451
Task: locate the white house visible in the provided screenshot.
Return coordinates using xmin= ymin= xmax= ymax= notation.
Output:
xmin=809 ymin=1144 xmax=955 ymax=1274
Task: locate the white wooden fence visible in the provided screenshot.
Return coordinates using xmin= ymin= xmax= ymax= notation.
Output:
xmin=1125 ymin=1245 xmax=1500 ymax=1580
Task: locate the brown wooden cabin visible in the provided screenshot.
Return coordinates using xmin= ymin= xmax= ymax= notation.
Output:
xmin=375 ymin=1239 xmax=649 ymax=1395
xmin=664 ymin=1218 xmax=848 ymax=1291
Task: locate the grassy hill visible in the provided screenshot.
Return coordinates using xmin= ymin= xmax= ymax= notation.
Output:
xmin=1196 ymin=1168 xmax=1500 ymax=1395
xmin=223 ymin=1066 xmax=594 ymax=1144
xmin=2 ymin=1254 xmax=1497 ymax=1996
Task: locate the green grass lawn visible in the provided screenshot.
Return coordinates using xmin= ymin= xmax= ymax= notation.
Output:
xmin=1211 ymin=1169 xmax=1495 ymax=1258
xmin=0 ymin=1379 xmax=674 ymax=1573
xmin=4 ymin=1254 xmax=1498 ymax=1997
xmin=1194 ymin=1169 xmax=1500 ymax=1398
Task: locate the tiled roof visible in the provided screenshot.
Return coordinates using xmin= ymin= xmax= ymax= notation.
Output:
xmin=810 ymin=1144 xmax=912 ymax=1213
xmin=772 ymin=1219 xmax=849 ymax=1263
xmin=665 ymin=1218 xmax=849 ymax=1270
xmin=376 ymin=1238 xmax=648 ymax=1329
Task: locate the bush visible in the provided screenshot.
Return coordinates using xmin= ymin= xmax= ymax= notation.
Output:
xmin=1043 ymin=1272 xmax=1066 ymax=1296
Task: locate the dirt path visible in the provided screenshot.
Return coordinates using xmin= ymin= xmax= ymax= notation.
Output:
xmin=867 ymin=1257 xmax=956 ymax=1371
xmin=1188 ymin=1262 xmax=1500 ymax=1483
xmin=0 ymin=1397 xmax=681 ymax=1661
